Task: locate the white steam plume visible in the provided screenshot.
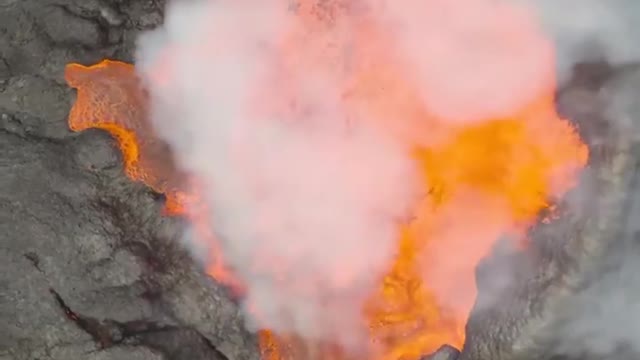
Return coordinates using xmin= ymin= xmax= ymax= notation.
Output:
xmin=134 ymin=0 xmax=640 ymax=358
xmin=492 ymin=1 xmax=640 ymax=359
xmin=522 ymin=0 xmax=640 ymax=83
xmin=541 ymin=71 xmax=640 ymax=359
xmin=135 ymin=0 xmax=421 ymax=352
xmin=519 ymin=1 xmax=640 ymax=358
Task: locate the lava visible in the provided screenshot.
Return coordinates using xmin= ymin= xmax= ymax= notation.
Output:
xmin=65 ymin=60 xmax=187 ymax=216
xmin=65 ymin=60 xmax=240 ymax=287
xmin=65 ymin=1 xmax=588 ymax=359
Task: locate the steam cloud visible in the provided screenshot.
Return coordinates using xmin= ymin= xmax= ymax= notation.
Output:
xmin=525 ymin=1 xmax=640 ymax=358
xmin=135 ymin=0 xmax=423 ymax=351
xmin=135 ymin=0 xmax=640 ymax=358
xmin=523 ymin=0 xmax=640 ymax=83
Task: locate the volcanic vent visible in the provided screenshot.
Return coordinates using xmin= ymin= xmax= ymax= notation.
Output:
xmin=8 ymin=0 xmax=640 ymax=358
xmin=60 ymin=0 xmax=593 ymax=359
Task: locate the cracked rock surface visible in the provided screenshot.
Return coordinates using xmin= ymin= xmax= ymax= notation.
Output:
xmin=2 ymin=1 xmax=640 ymax=360
xmin=1 ymin=1 xmax=259 ymax=359
xmin=460 ymin=63 xmax=640 ymax=360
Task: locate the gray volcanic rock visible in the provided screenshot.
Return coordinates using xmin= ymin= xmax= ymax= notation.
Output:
xmin=459 ymin=63 xmax=640 ymax=360
xmin=2 ymin=0 xmax=639 ymax=360
xmin=422 ymin=345 xmax=460 ymax=360
xmin=0 ymin=1 xmax=259 ymax=360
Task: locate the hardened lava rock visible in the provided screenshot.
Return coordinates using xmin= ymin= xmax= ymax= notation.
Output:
xmin=458 ymin=62 xmax=640 ymax=360
xmin=2 ymin=0 xmax=640 ymax=360
xmin=1 ymin=1 xmax=259 ymax=360
xmin=421 ymin=345 xmax=460 ymax=360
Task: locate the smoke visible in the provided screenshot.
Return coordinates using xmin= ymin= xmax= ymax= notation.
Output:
xmin=548 ymin=246 xmax=640 ymax=359
xmin=523 ymin=1 xmax=640 ymax=358
xmin=521 ymin=0 xmax=640 ymax=83
xmin=372 ymin=0 xmax=555 ymax=123
xmin=539 ymin=71 xmax=640 ymax=359
xmin=135 ymin=0 xmax=422 ymax=351
xmin=454 ymin=1 xmax=640 ymax=358
xmin=134 ymin=0 xmax=640 ymax=358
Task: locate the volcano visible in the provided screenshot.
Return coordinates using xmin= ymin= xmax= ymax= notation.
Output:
xmin=2 ymin=1 xmax=640 ymax=360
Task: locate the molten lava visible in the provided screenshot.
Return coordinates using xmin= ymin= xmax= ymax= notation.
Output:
xmin=65 ymin=60 xmax=188 ymax=215
xmin=65 ymin=1 xmax=588 ymax=360
xmin=65 ymin=60 xmax=240 ymax=286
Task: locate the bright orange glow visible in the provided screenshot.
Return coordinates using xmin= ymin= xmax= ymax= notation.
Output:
xmin=65 ymin=1 xmax=588 ymax=358
xmin=65 ymin=60 xmax=187 ymax=215
xmin=236 ymin=1 xmax=588 ymax=358
xmin=361 ymin=109 xmax=587 ymax=360
xmin=65 ymin=60 xmax=243 ymax=289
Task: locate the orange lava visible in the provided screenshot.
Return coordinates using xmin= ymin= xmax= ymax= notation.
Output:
xmin=236 ymin=1 xmax=588 ymax=358
xmin=65 ymin=2 xmax=588 ymax=359
xmin=65 ymin=60 xmax=187 ymax=215
xmin=65 ymin=60 xmax=240 ymax=286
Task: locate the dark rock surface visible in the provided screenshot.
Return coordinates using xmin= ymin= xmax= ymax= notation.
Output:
xmin=2 ymin=1 xmax=640 ymax=360
xmin=460 ymin=63 xmax=640 ymax=360
xmin=422 ymin=345 xmax=460 ymax=360
xmin=0 ymin=1 xmax=259 ymax=359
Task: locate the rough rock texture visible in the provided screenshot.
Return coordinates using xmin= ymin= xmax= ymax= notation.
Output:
xmin=2 ymin=1 xmax=639 ymax=360
xmin=422 ymin=345 xmax=460 ymax=360
xmin=459 ymin=63 xmax=640 ymax=360
xmin=0 ymin=1 xmax=259 ymax=359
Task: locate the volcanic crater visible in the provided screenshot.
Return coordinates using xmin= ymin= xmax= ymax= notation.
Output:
xmin=2 ymin=1 xmax=640 ymax=360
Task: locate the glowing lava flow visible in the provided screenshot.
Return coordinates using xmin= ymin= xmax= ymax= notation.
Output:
xmin=65 ymin=60 xmax=241 ymax=287
xmin=65 ymin=60 xmax=188 ymax=215
xmin=65 ymin=60 xmax=587 ymax=360
xmin=65 ymin=2 xmax=588 ymax=359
